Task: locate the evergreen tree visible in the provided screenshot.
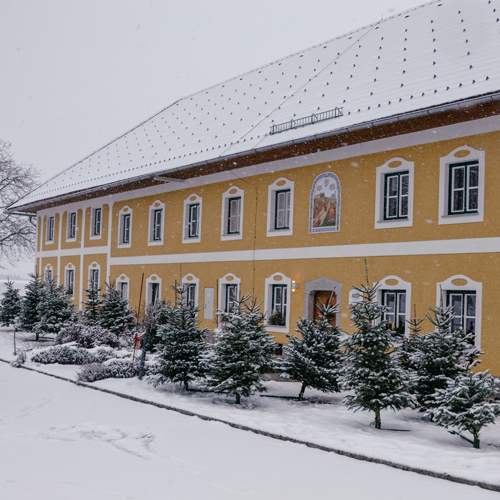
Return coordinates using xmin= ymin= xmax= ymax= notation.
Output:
xmin=411 ymin=305 xmax=482 ymax=410
xmin=149 ymin=286 xmax=208 ymax=390
xmin=97 ymin=281 xmax=135 ymax=335
xmin=427 ymin=365 xmax=500 ymax=448
xmin=0 ymin=280 xmax=22 ymax=326
xmin=343 ymin=281 xmax=415 ymax=429
xmin=36 ymin=277 xmax=75 ymax=338
xmin=206 ymin=295 xmax=276 ymax=404
xmin=398 ymin=306 xmax=423 ymax=372
xmin=82 ymin=281 xmax=103 ymax=325
xmin=283 ymin=300 xmax=343 ymax=400
xmin=20 ymin=273 xmax=43 ymax=332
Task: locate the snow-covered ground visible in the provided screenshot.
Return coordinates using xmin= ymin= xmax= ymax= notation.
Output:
xmin=1 ymin=328 xmax=500 ymax=498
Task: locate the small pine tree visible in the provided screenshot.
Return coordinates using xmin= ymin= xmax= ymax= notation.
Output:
xmin=343 ymin=280 xmax=415 ymax=429
xmin=97 ymin=281 xmax=135 ymax=336
xmin=206 ymin=295 xmax=276 ymax=404
xmin=36 ymin=277 xmax=75 ymax=337
xmin=283 ymin=300 xmax=344 ymax=400
xmin=398 ymin=306 xmax=423 ymax=372
xmin=427 ymin=365 xmax=500 ymax=448
xmin=411 ymin=305 xmax=482 ymax=410
xmin=82 ymin=282 xmax=103 ymax=325
xmin=0 ymin=281 xmax=22 ymax=326
xmin=149 ymin=286 xmax=208 ymax=390
xmin=20 ymin=273 xmax=43 ymax=332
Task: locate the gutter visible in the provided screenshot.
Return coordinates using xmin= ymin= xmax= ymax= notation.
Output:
xmin=9 ymin=90 xmax=500 ymax=213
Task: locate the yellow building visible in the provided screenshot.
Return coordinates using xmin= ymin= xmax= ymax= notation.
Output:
xmin=10 ymin=1 xmax=500 ymax=374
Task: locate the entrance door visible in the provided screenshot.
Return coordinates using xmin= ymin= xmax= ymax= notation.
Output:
xmin=313 ymin=290 xmax=336 ymax=323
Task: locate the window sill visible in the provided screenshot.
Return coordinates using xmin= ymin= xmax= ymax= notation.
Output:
xmin=148 ymin=240 xmax=164 ymax=247
xmin=375 ymin=217 xmax=412 ymax=229
xmin=267 ymin=228 xmax=293 ymax=238
xmin=221 ymin=232 xmax=242 ymax=241
xmin=438 ymin=212 xmax=483 ymax=225
xmin=182 ymin=237 xmax=201 ymax=244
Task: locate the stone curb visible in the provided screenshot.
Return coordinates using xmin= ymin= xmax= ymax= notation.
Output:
xmin=2 ymin=358 xmax=499 ymax=493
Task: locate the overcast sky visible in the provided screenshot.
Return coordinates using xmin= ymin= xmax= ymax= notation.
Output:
xmin=0 ymin=0 xmax=426 ymax=277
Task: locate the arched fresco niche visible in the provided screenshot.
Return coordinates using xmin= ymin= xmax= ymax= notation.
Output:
xmin=309 ymin=172 xmax=341 ymax=233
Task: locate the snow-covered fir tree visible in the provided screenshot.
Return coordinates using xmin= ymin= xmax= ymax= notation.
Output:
xmin=82 ymin=282 xmax=103 ymax=325
xmin=411 ymin=305 xmax=482 ymax=410
xmin=0 ymin=281 xmax=22 ymax=326
xmin=398 ymin=307 xmax=423 ymax=373
xmin=36 ymin=277 xmax=75 ymax=338
xmin=205 ymin=295 xmax=276 ymax=404
xmin=97 ymin=281 xmax=135 ymax=336
xmin=343 ymin=281 xmax=415 ymax=429
xmin=282 ymin=300 xmax=343 ymax=400
xmin=20 ymin=273 xmax=43 ymax=332
xmin=149 ymin=286 xmax=208 ymax=390
xmin=426 ymin=364 xmax=500 ymax=448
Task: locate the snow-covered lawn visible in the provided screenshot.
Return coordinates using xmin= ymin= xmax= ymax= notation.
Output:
xmin=2 ymin=328 xmax=500 ymax=494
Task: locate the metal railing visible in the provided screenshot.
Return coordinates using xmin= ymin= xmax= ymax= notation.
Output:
xmin=270 ymin=107 xmax=343 ymax=135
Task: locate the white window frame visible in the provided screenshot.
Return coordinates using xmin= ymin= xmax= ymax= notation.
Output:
xmin=439 ymin=146 xmax=485 ymax=225
xmin=437 ymin=275 xmax=482 ymax=349
xmin=183 ymin=194 xmax=202 ymax=243
xmin=375 ymin=276 xmax=411 ymax=337
xmin=90 ymin=207 xmax=103 ymax=239
xmin=46 ymin=215 xmax=55 ymax=243
xmin=64 ymin=264 xmax=75 ymax=298
xmin=67 ymin=211 xmax=77 ymax=241
xmin=116 ymin=274 xmax=130 ymax=301
xmin=218 ymin=273 xmax=241 ymax=314
xmin=181 ymin=274 xmax=200 ymax=309
xmin=221 ymin=186 xmax=244 ymax=241
xmin=146 ymin=274 xmax=162 ymax=305
xmin=88 ymin=262 xmax=101 ymax=290
xmin=44 ymin=264 xmax=53 ymax=281
xmin=118 ymin=206 xmax=133 ymax=248
xmin=267 ymin=177 xmax=294 ymax=237
xmin=148 ymin=200 xmax=165 ymax=246
xmin=264 ymin=272 xmax=292 ymax=334
xmin=375 ymin=157 xmax=414 ymax=229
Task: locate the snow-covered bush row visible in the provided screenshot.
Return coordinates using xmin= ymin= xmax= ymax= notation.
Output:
xmin=55 ymin=323 xmax=119 ymax=348
xmin=31 ymin=344 xmax=116 ymax=365
xmin=77 ymin=358 xmax=158 ymax=382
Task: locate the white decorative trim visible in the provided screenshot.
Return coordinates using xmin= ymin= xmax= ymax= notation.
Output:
xmin=117 ymin=206 xmax=133 ymax=248
xmin=64 ymin=263 xmax=76 ymax=298
xmin=65 ymin=211 xmax=78 ymax=242
xmin=89 ymin=206 xmax=103 ymax=240
xmin=116 ymin=273 xmax=130 ymax=301
xmin=218 ymin=273 xmax=241 ymax=314
xmin=148 ymin=200 xmax=165 ymax=246
xmin=183 ymin=194 xmax=202 ymax=244
xmin=375 ymin=275 xmax=412 ymax=337
xmin=146 ymin=274 xmax=162 ymax=305
xmin=88 ymin=261 xmax=101 ymax=289
xmin=267 ymin=177 xmax=294 ymax=237
xmin=181 ymin=273 xmax=200 ymax=309
xmin=45 ymin=215 xmax=56 ymax=244
xmin=43 ymin=263 xmax=53 ymax=281
xmin=221 ymin=186 xmax=244 ymax=241
xmin=437 ymin=275 xmax=482 ymax=349
xmin=264 ymin=272 xmax=292 ymax=334
xmin=375 ymin=157 xmax=414 ymax=229
xmin=438 ymin=146 xmax=485 ymax=225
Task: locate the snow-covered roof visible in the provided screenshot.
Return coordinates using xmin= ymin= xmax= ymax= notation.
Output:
xmin=12 ymin=0 xmax=500 ymax=210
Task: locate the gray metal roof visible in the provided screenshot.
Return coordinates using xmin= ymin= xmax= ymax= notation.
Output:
xmin=12 ymin=0 xmax=500 ymax=209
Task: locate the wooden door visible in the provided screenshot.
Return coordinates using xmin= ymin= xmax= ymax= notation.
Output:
xmin=313 ymin=290 xmax=336 ymax=323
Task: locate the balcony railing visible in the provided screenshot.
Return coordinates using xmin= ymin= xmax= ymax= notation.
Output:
xmin=270 ymin=107 xmax=343 ymax=135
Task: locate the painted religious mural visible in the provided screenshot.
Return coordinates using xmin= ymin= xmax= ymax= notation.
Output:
xmin=309 ymin=172 xmax=341 ymax=233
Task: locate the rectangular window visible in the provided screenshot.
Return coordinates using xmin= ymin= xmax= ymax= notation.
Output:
xmin=66 ymin=269 xmax=75 ymax=295
xmin=270 ymin=284 xmax=287 ymax=326
xmin=150 ymin=282 xmax=160 ymax=305
xmin=384 ymin=172 xmax=409 ymax=220
xmin=227 ymin=197 xmax=241 ymax=234
xmin=275 ymin=190 xmax=291 ymax=230
xmin=47 ymin=216 xmax=55 ymax=242
xmin=92 ymin=208 xmax=102 ymax=236
xmin=45 ymin=268 xmax=53 ymax=281
xmin=119 ymin=282 xmax=128 ymax=300
xmin=185 ymin=283 xmax=196 ymax=308
xmin=90 ymin=269 xmax=99 ymax=289
xmin=153 ymin=209 xmax=162 ymax=241
xmin=225 ymin=284 xmax=238 ymax=313
xmin=67 ymin=212 xmax=77 ymax=239
xmin=188 ymin=203 xmax=199 ymax=238
xmin=122 ymin=213 xmax=131 ymax=244
xmin=447 ymin=291 xmax=476 ymax=337
xmin=448 ymin=161 xmax=479 ymax=215
xmin=382 ymin=290 xmax=406 ymax=335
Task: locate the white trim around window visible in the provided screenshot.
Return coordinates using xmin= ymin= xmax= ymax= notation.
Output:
xmin=118 ymin=206 xmax=133 ymax=248
xmin=437 ymin=275 xmax=482 ymax=349
xmin=146 ymin=274 xmax=162 ymax=305
xmin=181 ymin=273 xmax=200 ymax=309
xmin=183 ymin=194 xmax=202 ymax=244
xmin=148 ymin=200 xmax=165 ymax=246
xmin=46 ymin=215 xmax=55 ymax=243
xmin=375 ymin=275 xmax=411 ymax=337
xmin=218 ymin=273 xmax=241 ymax=314
xmin=66 ymin=211 xmax=77 ymax=241
xmin=88 ymin=262 xmax=101 ymax=289
xmin=221 ymin=186 xmax=244 ymax=241
xmin=44 ymin=264 xmax=53 ymax=281
xmin=90 ymin=207 xmax=103 ymax=240
xmin=375 ymin=157 xmax=414 ymax=229
xmin=267 ymin=177 xmax=294 ymax=237
xmin=264 ymin=272 xmax=292 ymax=334
xmin=438 ymin=146 xmax=485 ymax=225
xmin=64 ymin=263 xmax=76 ymax=298
xmin=116 ymin=274 xmax=130 ymax=301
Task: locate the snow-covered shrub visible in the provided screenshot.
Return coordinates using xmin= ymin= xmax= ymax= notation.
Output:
xmin=55 ymin=323 xmax=119 ymax=348
xmin=31 ymin=344 xmax=115 ymax=365
xmin=77 ymin=356 xmax=158 ymax=382
xmin=76 ymin=363 xmax=108 ymax=382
